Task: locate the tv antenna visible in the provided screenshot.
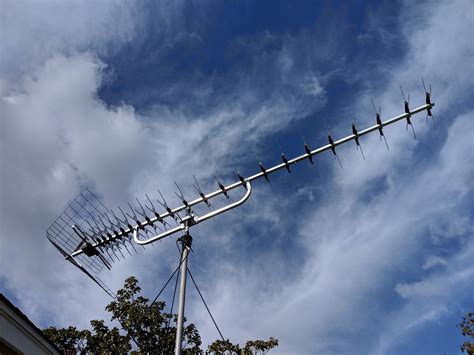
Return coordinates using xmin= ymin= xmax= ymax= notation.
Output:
xmin=47 ymin=87 xmax=435 ymax=354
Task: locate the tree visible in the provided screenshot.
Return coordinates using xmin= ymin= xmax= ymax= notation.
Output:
xmin=104 ymin=276 xmax=201 ymax=353
xmin=43 ymin=276 xmax=278 ymax=354
xmin=206 ymin=339 xmax=241 ymax=354
xmin=206 ymin=337 xmax=278 ymax=355
xmin=85 ymin=320 xmax=131 ymax=353
xmin=459 ymin=312 xmax=474 ymax=355
xmin=42 ymin=326 xmax=89 ymax=354
xmin=242 ymin=337 xmax=279 ymax=355
xmin=43 ymin=321 xmax=131 ymax=354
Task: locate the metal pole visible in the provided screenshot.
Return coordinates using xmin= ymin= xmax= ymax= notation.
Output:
xmin=175 ymin=226 xmax=192 ymax=355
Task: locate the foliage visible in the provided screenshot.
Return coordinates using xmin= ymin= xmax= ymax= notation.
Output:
xmin=105 ymin=276 xmax=201 ymax=353
xmin=43 ymin=276 xmax=277 ymax=354
xmin=459 ymin=312 xmax=474 ymax=355
xmin=207 ymin=337 xmax=278 ymax=354
xmin=207 ymin=339 xmax=241 ymax=354
xmin=243 ymin=337 xmax=279 ymax=354
xmin=43 ymin=321 xmax=131 ymax=354
xmin=42 ymin=326 xmax=89 ymax=353
xmin=85 ymin=319 xmax=131 ymax=353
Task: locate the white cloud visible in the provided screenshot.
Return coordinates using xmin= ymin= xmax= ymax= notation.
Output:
xmin=0 ymin=1 xmax=138 ymax=84
xmin=376 ymin=242 xmax=474 ymax=354
xmin=422 ymin=256 xmax=447 ymax=270
xmin=0 ymin=53 xmax=151 ymax=327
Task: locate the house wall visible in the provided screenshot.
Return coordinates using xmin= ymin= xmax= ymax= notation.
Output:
xmin=0 ymin=299 xmax=60 ymax=355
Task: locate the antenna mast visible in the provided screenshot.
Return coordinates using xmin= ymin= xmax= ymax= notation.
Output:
xmin=47 ymin=87 xmax=435 ymax=354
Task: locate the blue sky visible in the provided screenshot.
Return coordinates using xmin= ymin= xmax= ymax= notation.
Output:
xmin=0 ymin=1 xmax=473 ymax=354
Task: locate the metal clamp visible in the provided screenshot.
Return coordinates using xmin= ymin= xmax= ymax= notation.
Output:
xmin=133 ymin=181 xmax=252 ymax=245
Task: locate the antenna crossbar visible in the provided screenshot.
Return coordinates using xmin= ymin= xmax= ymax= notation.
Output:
xmin=68 ymin=102 xmax=433 ymax=256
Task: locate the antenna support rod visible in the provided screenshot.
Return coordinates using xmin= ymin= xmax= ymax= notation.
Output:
xmin=70 ymin=102 xmax=434 ymax=255
xmin=175 ymin=224 xmax=192 ymax=355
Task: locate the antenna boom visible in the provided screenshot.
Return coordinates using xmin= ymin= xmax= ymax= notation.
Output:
xmin=67 ymin=102 xmax=434 ymax=257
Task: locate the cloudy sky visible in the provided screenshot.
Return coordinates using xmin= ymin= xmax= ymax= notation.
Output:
xmin=1 ymin=0 xmax=473 ymax=354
